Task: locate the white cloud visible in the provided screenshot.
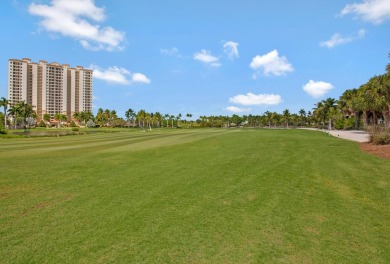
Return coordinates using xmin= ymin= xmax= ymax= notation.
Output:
xmin=358 ymin=28 xmax=366 ymax=37
xmin=225 ymin=106 xmax=251 ymax=113
xmin=223 ymin=41 xmax=239 ymax=60
xmin=194 ymin=49 xmax=221 ymax=67
xmin=250 ymin=50 xmax=293 ymax=77
xmin=160 ymin=47 xmax=183 ymax=58
xmin=131 ymin=73 xmax=151 ymax=84
xmin=340 ymin=0 xmax=390 ymax=24
xmin=229 ymin=93 xmax=282 ymax=106
xmin=320 ymin=29 xmax=366 ymax=48
xmin=91 ymin=65 xmax=150 ymax=85
xmin=28 ymin=0 xmax=125 ymax=51
xmin=303 ymin=80 xmax=334 ymax=98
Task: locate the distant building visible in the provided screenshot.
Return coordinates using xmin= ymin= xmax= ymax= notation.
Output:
xmin=8 ymin=58 xmax=93 ymax=121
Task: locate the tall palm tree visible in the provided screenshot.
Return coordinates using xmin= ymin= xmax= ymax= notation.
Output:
xmin=164 ymin=114 xmax=170 ymax=127
xmin=170 ymin=115 xmax=175 ymax=128
xmin=110 ymin=110 xmax=117 ymax=127
xmin=282 ymin=109 xmax=290 ymax=128
xmin=137 ymin=109 xmax=146 ymax=130
xmin=0 ymin=97 xmax=9 ymax=129
xmin=176 ymin=113 xmax=182 ymax=128
xmin=187 ymin=113 xmax=193 ymax=127
xmin=8 ymin=103 xmax=20 ymax=129
xmin=43 ymin=113 xmax=51 ymax=127
xmin=54 ymin=113 xmax=62 ymax=128
xmin=264 ymin=111 xmax=272 ymax=128
xmin=298 ymin=109 xmax=306 ymax=127
xmin=103 ymin=109 xmax=110 ymax=127
xmin=323 ymin=98 xmax=337 ymax=130
xmin=21 ymin=103 xmax=36 ymax=129
xmin=154 ymin=112 xmax=162 ymax=128
xmin=95 ymin=108 xmax=104 ymax=127
xmin=125 ymin=108 xmax=135 ymax=128
xmin=340 ymin=88 xmax=363 ymax=129
xmin=60 ymin=114 xmax=68 ymax=127
xmin=374 ymin=74 xmax=390 ymax=127
xmin=359 ymin=82 xmax=381 ymax=128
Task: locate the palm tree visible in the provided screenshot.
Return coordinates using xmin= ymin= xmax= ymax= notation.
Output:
xmin=137 ymin=109 xmax=146 ymax=130
xmin=264 ymin=111 xmax=272 ymax=128
xmin=359 ymin=82 xmax=381 ymax=128
xmin=110 ymin=110 xmax=117 ymax=127
xmin=323 ymin=98 xmax=337 ymax=130
xmin=298 ymin=109 xmax=306 ymax=127
xmin=154 ymin=112 xmax=162 ymax=128
xmin=43 ymin=113 xmax=51 ymax=127
xmin=54 ymin=113 xmax=62 ymax=128
xmin=163 ymin=114 xmax=170 ymax=127
xmin=21 ymin=103 xmax=36 ymax=129
xmin=125 ymin=108 xmax=135 ymax=128
xmin=59 ymin=114 xmax=68 ymax=127
xmin=170 ymin=115 xmax=175 ymax=128
xmin=374 ymin=74 xmax=390 ymax=127
xmin=8 ymin=103 xmax=21 ymax=129
xmin=176 ymin=113 xmax=182 ymax=128
xmin=342 ymin=89 xmax=363 ymax=129
xmin=103 ymin=109 xmax=110 ymax=127
xmin=186 ymin=113 xmax=193 ymax=127
xmin=0 ymin=97 xmax=9 ymax=129
xmin=73 ymin=112 xmax=81 ymax=125
xmin=95 ymin=108 xmax=104 ymax=127
xmin=282 ymin=109 xmax=290 ymax=128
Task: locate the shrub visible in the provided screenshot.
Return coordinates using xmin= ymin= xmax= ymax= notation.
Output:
xmin=38 ymin=120 xmax=46 ymax=127
xmin=71 ymin=127 xmax=80 ymax=132
xmin=86 ymin=120 xmax=96 ymax=128
xmin=0 ymin=127 xmax=7 ymax=134
xmin=69 ymin=120 xmax=78 ymax=127
xmin=367 ymin=126 xmax=390 ymax=145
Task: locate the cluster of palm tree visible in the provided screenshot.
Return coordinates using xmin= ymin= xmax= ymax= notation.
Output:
xmin=73 ymin=111 xmax=95 ymax=127
xmin=313 ymin=57 xmax=390 ymax=130
xmin=54 ymin=113 xmax=69 ymax=127
xmin=1 ymin=99 xmax=37 ymax=129
xmin=196 ymin=110 xmax=313 ymax=128
xmin=338 ymin=74 xmax=390 ymax=129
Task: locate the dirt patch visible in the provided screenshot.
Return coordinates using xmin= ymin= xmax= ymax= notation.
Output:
xmin=360 ymin=143 xmax=390 ymax=159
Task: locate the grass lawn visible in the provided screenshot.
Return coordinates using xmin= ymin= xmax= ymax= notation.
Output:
xmin=0 ymin=129 xmax=389 ymax=263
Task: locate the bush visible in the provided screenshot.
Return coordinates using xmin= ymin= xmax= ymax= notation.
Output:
xmin=71 ymin=127 xmax=80 ymax=132
xmin=367 ymin=126 xmax=390 ymax=145
xmin=38 ymin=120 xmax=46 ymax=127
xmin=69 ymin=120 xmax=78 ymax=127
xmin=0 ymin=127 xmax=7 ymax=135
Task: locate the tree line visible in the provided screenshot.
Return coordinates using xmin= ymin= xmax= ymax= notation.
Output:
xmin=1 ymin=54 xmax=389 ymax=131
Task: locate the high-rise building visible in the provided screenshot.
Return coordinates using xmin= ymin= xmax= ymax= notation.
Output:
xmin=8 ymin=58 xmax=93 ymax=121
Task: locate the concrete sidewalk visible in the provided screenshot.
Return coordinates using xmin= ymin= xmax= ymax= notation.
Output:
xmin=300 ymin=128 xmax=370 ymax=143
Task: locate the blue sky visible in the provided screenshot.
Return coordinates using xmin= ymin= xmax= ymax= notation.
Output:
xmin=1 ymin=0 xmax=389 ymax=118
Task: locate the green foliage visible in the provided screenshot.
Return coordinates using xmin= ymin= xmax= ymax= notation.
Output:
xmin=69 ymin=120 xmax=77 ymax=127
xmin=38 ymin=120 xmax=46 ymax=127
xmin=71 ymin=127 xmax=80 ymax=132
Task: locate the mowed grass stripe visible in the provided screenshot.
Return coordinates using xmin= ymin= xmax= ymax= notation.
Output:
xmin=0 ymin=129 xmax=389 ymax=263
xmin=0 ymin=129 xmax=230 ymax=156
xmin=0 ymin=128 xmax=225 ymax=152
xmin=0 ymin=131 xmax=158 ymax=150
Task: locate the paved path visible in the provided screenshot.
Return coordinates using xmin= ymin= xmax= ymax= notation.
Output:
xmin=300 ymin=128 xmax=370 ymax=143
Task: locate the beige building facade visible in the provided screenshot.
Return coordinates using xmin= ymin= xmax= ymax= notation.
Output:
xmin=8 ymin=58 xmax=93 ymax=121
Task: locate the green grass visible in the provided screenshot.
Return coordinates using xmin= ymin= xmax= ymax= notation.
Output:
xmin=0 ymin=129 xmax=389 ymax=263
